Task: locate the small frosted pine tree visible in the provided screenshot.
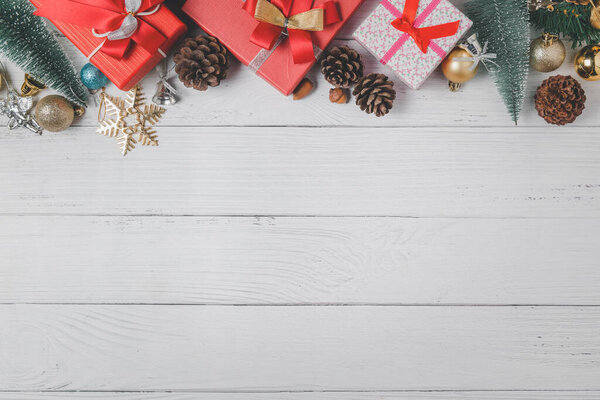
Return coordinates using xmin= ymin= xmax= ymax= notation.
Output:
xmin=465 ymin=0 xmax=529 ymax=125
xmin=0 ymin=0 xmax=88 ymax=106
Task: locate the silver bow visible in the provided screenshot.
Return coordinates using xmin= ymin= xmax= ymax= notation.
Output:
xmin=455 ymin=41 xmax=499 ymax=72
xmin=93 ymin=0 xmax=159 ymax=41
xmin=106 ymin=14 xmax=139 ymax=41
xmin=88 ymin=0 xmax=161 ymax=59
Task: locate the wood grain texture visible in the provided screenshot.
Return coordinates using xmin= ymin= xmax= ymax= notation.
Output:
xmin=1 ymin=392 xmax=600 ymax=399
xmin=2 ymin=216 xmax=600 ymax=305
xmin=1 ymin=0 xmax=599 ymax=395
xmin=2 ymin=1 xmax=598 ymax=128
xmin=1 ymin=306 xmax=599 ymax=391
xmin=2 ymin=127 xmax=599 ymax=217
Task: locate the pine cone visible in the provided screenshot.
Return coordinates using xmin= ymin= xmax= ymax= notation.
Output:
xmin=535 ymin=75 xmax=586 ymax=125
xmin=352 ymin=73 xmax=396 ymax=117
xmin=321 ymin=45 xmax=364 ymax=88
xmin=565 ymin=0 xmax=590 ymax=5
xmin=173 ymin=35 xmax=230 ymax=91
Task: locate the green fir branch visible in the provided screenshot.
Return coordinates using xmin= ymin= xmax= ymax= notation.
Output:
xmin=531 ymin=3 xmax=600 ymax=48
xmin=0 ymin=0 xmax=88 ymax=106
xmin=465 ymin=0 xmax=530 ymax=125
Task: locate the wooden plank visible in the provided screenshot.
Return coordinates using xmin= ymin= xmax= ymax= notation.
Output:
xmin=1 ymin=306 xmax=599 ymax=391
xmin=2 ymin=216 xmax=600 ymax=305
xmin=2 ymin=1 xmax=597 ymax=128
xmin=1 ymin=127 xmax=599 ymax=217
xmin=1 ymin=392 xmax=600 ymax=399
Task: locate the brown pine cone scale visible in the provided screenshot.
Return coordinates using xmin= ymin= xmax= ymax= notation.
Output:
xmin=321 ymin=45 xmax=364 ymax=88
xmin=535 ymin=75 xmax=586 ymax=125
xmin=353 ymin=73 xmax=396 ymax=117
xmin=174 ymin=35 xmax=230 ymax=91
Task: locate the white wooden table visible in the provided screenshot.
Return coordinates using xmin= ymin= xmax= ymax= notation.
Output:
xmin=2 ymin=0 xmax=600 ymax=398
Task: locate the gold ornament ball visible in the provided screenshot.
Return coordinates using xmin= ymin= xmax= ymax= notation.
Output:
xmin=530 ymin=35 xmax=566 ymax=73
xmin=591 ymin=6 xmax=600 ymax=30
xmin=34 ymin=95 xmax=75 ymax=132
xmin=574 ymin=44 xmax=600 ymax=81
xmin=441 ymin=48 xmax=479 ymax=84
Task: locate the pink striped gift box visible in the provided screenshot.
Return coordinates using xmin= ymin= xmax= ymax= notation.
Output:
xmin=353 ymin=0 xmax=471 ymax=90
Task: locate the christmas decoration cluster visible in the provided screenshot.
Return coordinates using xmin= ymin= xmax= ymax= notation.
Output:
xmin=0 ymin=0 xmax=598 ymax=156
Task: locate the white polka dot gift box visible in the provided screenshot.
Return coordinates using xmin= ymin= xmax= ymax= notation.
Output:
xmin=353 ymin=0 xmax=472 ymax=90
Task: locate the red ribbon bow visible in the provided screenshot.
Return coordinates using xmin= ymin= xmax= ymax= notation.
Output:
xmin=390 ymin=0 xmax=459 ymax=54
xmin=34 ymin=0 xmax=167 ymax=60
xmin=243 ymin=0 xmax=341 ymax=64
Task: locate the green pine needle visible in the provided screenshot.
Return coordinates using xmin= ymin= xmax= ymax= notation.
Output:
xmin=531 ymin=3 xmax=600 ymax=48
xmin=465 ymin=0 xmax=530 ymax=125
xmin=0 ymin=0 xmax=88 ymax=106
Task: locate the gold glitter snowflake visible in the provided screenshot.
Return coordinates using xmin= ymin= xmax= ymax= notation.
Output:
xmin=97 ymin=86 xmax=165 ymax=156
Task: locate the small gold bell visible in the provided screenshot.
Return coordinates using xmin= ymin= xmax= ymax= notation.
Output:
xmin=21 ymin=74 xmax=46 ymax=97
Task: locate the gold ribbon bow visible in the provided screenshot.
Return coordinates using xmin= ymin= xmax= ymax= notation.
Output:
xmin=254 ymin=0 xmax=324 ymax=31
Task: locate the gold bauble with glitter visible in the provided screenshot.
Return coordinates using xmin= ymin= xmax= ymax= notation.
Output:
xmin=574 ymin=44 xmax=600 ymax=81
xmin=530 ymin=34 xmax=566 ymax=72
xmin=34 ymin=95 xmax=75 ymax=132
xmin=590 ymin=4 xmax=600 ymax=29
xmin=441 ymin=47 xmax=479 ymax=92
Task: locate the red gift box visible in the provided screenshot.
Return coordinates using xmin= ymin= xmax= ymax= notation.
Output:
xmin=31 ymin=0 xmax=187 ymax=91
xmin=182 ymin=0 xmax=365 ymax=95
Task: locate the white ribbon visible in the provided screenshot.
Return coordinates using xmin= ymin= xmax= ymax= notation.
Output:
xmin=87 ymin=0 xmax=162 ymax=60
xmin=455 ymin=41 xmax=499 ymax=72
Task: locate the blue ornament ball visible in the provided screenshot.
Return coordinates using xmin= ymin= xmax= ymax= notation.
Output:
xmin=80 ymin=63 xmax=109 ymax=90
